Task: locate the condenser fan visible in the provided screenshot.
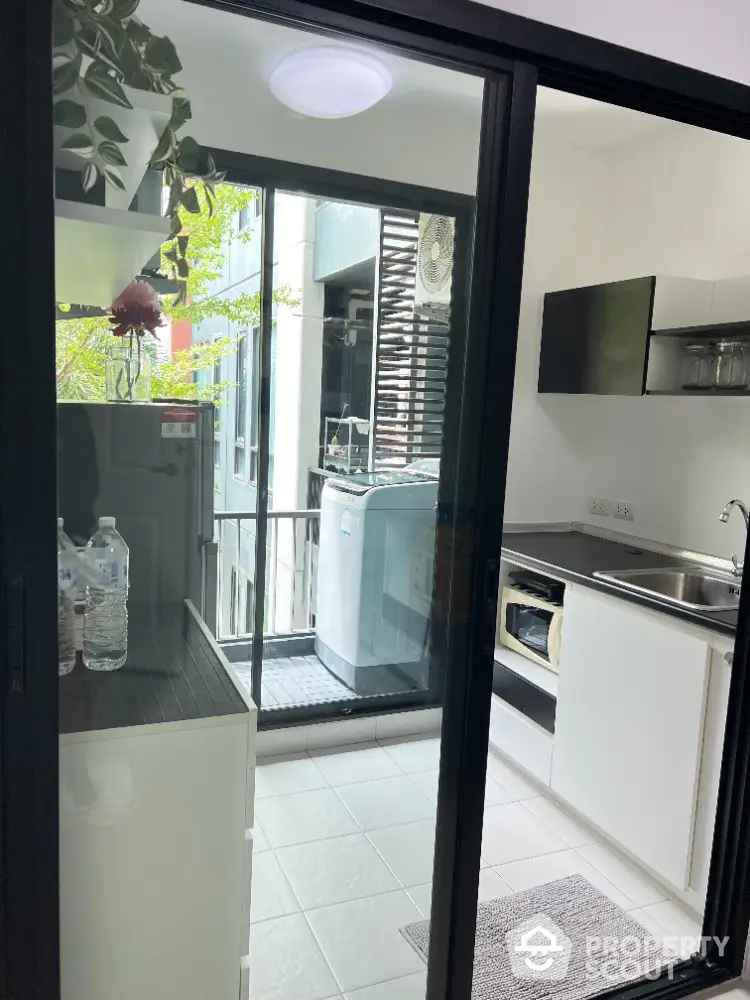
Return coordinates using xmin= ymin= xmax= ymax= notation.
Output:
xmin=417 ymin=215 xmax=455 ymax=294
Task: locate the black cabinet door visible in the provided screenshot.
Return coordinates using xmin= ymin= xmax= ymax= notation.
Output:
xmin=538 ymin=276 xmax=655 ymax=394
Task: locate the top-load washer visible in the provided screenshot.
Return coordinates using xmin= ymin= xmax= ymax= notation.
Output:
xmin=315 ymin=470 xmax=439 ymax=695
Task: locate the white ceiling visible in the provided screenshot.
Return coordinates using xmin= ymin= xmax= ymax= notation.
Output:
xmin=138 ymin=0 xmax=691 ymax=161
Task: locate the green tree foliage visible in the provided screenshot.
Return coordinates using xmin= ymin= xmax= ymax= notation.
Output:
xmin=56 ymin=182 xmax=297 ymax=400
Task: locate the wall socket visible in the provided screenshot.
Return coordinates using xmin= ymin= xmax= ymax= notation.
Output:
xmin=613 ymin=500 xmax=635 ymax=521
xmin=589 ymin=497 xmax=611 ymax=517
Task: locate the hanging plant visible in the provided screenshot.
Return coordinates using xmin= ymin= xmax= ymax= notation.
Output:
xmin=52 ymin=0 xmax=222 ymax=303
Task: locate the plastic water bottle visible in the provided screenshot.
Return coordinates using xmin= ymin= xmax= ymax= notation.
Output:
xmin=57 ymin=518 xmax=77 ymax=676
xmin=83 ymin=516 xmax=129 ymax=671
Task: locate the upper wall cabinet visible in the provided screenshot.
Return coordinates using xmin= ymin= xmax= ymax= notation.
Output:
xmin=538 ymin=276 xmax=750 ymax=396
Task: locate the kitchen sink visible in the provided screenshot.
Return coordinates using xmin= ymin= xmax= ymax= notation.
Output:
xmin=592 ymin=566 xmax=742 ymax=611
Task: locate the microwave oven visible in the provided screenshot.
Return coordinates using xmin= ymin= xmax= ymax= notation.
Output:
xmin=499 ymin=584 xmax=563 ymax=671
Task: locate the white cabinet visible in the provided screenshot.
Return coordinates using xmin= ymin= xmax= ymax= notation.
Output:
xmin=60 ymin=712 xmax=256 ymax=1000
xmin=552 ymin=587 xmax=710 ymax=890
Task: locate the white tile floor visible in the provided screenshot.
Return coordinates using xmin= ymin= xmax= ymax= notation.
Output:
xmin=249 ymin=735 xmax=703 ymax=1000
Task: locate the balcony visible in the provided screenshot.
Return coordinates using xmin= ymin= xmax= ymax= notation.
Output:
xmin=214 ymin=499 xmax=436 ymax=719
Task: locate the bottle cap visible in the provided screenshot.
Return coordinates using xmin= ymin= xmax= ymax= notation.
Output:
xmin=57 ymin=517 xmax=64 ymax=528
xmin=98 ymin=516 xmax=116 ymax=528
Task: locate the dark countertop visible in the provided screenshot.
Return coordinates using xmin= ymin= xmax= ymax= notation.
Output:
xmin=60 ymin=605 xmax=249 ymax=736
xmin=501 ymin=529 xmax=737 ymax=639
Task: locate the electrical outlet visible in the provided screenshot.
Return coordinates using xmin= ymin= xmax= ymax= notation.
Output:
xmin=589 ymin=497 xmax=611 ymax=517
xmin=613 ymin=500 xmax=635 ymax=521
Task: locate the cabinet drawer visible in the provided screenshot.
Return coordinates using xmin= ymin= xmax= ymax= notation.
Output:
xmin=489 ymin=695 xmax=552 ymax=785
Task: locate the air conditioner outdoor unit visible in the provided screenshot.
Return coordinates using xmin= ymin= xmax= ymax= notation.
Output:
xmin=414 ymin=213 xmax=455 ymax=315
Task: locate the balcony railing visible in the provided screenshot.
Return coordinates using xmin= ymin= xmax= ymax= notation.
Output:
xmin=214 ymin=509 xmax=320 ymax=641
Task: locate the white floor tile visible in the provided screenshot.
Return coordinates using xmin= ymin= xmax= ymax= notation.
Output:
xmin=409 ymin=770 xmax=439 ymax=804
xmin=485 ymin=753 xmax=539 ymax=800
xmin=380 ymin=737 xmax=442 ymax=774
xmin=477 ymin=867 xmax=515 ymax=902
xmin=250 ymin=851 xmax=301 ymax=924
xmin=337 ymin=776 xmax=434 ymax=831
xmin=311 ymin=744 xmax=402 ymax=787
xmin=256 ymin=788 xmax=360 ymax=848
xmin=345 ymin=972 xmax=427 ymax=1000
xmin=495 ymin=848 xmax=634 ymax=909
xmin=484 ymin=774 xmax=514 ymax=806
xmin=256 ymin=753 xmax=329 ymax=798
xmin=249 ymin=912 xmax=339 ymax=1000
xmin=522 ymin=797 xmax=599 ymax=848
xmin=368 ymin=819 xmax=436 ymax=888
xmin=307 ymin=890 xmax=424 ymax=993
xmin=577 ymin=843 xmax=667 ymax=907
xmin=630 ymin=907 xmax=672 ymax=940
xmin=406 ymin=882 xmax=432 ymax=917
xmin=641 ymin=900 xmax=703 ymax=940
xmin=253 ymin=821 xmax=270 ymax=853
xmin=306 ymin=718 xmax=378 ymax=751
xmin=481 ymin=801 xmax=568 ymax=866
xmin=276 ymin=834 xmax=400 ymax=910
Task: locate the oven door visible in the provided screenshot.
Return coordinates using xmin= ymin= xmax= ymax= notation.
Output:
xmin=499 ymin=587 xmax=562 ymax=670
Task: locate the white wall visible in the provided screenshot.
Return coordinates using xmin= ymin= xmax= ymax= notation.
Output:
xmin=476 ymin=0 xmax=750 ymax=85
xmin=506 ymin=122 xmax=750 ymax=560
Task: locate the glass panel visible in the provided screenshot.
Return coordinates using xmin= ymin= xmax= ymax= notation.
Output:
xmin=50 ymin=3 xmax=504 ymax=1000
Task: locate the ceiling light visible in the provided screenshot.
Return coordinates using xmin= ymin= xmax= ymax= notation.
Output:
xmin=269 ymin=47 xmax=392 ymax=119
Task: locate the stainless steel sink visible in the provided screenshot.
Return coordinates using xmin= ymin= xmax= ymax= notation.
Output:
xmin=592 ymin=567 xmax=742 ymax=611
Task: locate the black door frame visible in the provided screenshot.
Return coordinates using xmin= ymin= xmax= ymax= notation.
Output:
xmin=5 ymin=1 xmax=750 ymax=999
xmin=209 ymin=148 xmax=475 ymax=727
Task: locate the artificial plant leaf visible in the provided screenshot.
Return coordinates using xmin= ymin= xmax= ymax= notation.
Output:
xmin=111 ymin=0 xmax=140 ymax=17
xmin=177 ymin=234 xmax=189 ymax=257
xmin=176 ymin=135 xmax=199 ymax=174
xmin=169 ymin=212 xmax=183 ymax=239
xmin=179 ymin=186 xmax=200 ymax=214
xmin=166 ymin=181 xmax=181 ymax=217
xmin=126 ymin=18 xmax=151 ymax=45
xmin=163 ymin=247 xmax=178 ymax=263
xmin=61 ymin=132 xmax=94 ymax=154
xmin=98 ymin=140 xmax=127 ymax=166
xmin=53 ymin=57 xmax=81 ymax=95
xmin=150 ymin=126 xmax=175 ymax=167
xmin=169 ymin=95 xmax=192 ymax=131
xmin=52 ymin=5 xmax=75 ymax=47
xmin=97 ymin=0 xmax=115 ymax=14
xmin=93 ymin=116 xmax=129 ymax=142
xmin=145 ymin=34 xmax=182 ymax=76
xmin=172 ymin=281 xmax=187 ymax=307
xmin=84 ymin=60 xmax=133 ymax=109
xmin=204 ymin=185 xmax=214 ymax=218
xmin=54 ymin=99 xmax=86 ymax=128
xmin=103 ymin=166 xmax=126 ymax=190
xmin=82 ymin=161 xmax=99 ymax=192
xmin=177 ymin=258 xmax=189 ymax=279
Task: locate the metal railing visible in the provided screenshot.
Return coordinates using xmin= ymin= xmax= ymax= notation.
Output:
xmin=214 ymin=509 xmax=320 ymax=641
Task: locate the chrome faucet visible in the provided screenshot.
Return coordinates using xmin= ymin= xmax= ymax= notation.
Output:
xmin=719 ymin=499 xmax=750 ymax=576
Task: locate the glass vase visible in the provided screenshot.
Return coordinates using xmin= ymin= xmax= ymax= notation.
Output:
xmin=106 ymin=338 xmax=151 ymax=402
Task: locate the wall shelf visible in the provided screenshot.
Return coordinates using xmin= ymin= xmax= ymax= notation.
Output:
xmin=55 ymin=200 xmax=170 ymax=307
xmin=54 ymin=86 xmax=172 ymax=212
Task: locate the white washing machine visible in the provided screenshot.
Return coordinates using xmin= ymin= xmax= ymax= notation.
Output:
xmin=315 ymin=470 xmax=439 ymax=695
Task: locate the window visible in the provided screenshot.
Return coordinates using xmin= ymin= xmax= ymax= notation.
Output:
xmin=234 ymin=332 xmax=247 ymax=478
xmin=254 ymin=194 xmax=262 ymax=218
xmin=244 ymin=579 xmax=254 ymax=634
xmin=238 ymin=205 xmax=250 ymax=231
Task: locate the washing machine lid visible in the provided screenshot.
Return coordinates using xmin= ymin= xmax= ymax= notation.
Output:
xmin=324 ymin=471 xmax=439 ymax=509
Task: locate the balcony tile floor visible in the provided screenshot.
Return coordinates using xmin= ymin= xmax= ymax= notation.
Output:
xmin=234 ymin=654 xmax=358 ymax=708
xmin=249 ymin=735 xmax=702 ymax=1000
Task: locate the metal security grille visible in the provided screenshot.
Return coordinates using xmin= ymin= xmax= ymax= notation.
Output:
xmin=371 ymin=209 xmax=453 ymax=469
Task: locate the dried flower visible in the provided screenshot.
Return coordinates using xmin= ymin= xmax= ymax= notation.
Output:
xmin=109 ymin=280 xmax=164 ymax=338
